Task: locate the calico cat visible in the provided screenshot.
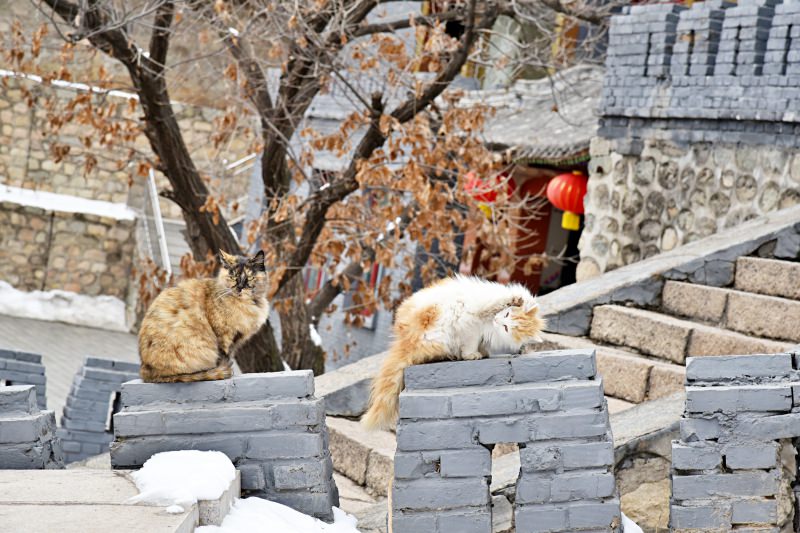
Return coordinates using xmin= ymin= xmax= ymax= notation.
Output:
xmin=138 ymin=250 xmax=270 ymax=383
xmin=361 ymin=276 xmax=545 ymax=430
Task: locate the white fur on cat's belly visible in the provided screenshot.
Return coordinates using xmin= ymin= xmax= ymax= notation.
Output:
xmin=415 ymin=276 xmax=537 ymax=357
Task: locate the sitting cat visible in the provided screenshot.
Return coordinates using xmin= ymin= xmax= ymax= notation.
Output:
xmin=138 ymin=250 xmax=270 ymax=383
xmin=361 ymin=275 xmax=545 ymax=430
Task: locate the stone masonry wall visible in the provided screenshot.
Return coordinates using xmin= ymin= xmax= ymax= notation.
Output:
xmin=672 ymin=352 xmax=800 ymax=531
xmin=0 ymin=200 xmax=135 ymax=298
xmin=0 ymin=384 xmax=63 ymax=469
xmin=392 ymin=349 xmax=621 ymax=533
xmin=57 ymin=357 xmax=139 ymax=464
xmin=0 ymin=348 xmax=46 ymax=409
xmin=580 ymin=0 xmax=800 ymax=279
xmin=110 ymin=371 xmax=338 ymax=521
xmin=0 ymin=74 xmax=253 ymax=221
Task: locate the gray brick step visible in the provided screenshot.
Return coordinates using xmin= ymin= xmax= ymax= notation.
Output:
xmin=590 ymin=305 xmax=791 ymax=364
xmin=663 ymin=281 xmax=800 ymax=342
xmin=541 ymin=333 xmax=684 ymax=404
xmin=734 ymin=257 xmax=800 ymax=301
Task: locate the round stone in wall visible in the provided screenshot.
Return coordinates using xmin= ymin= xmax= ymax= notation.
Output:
xmin=696 ymin=168 xmax=715 ymax=187
xmin=613 ymin=159 xmax=629 ymax=186
xmin=591 ymin=234 xmax=609 ymax=256
xmin=692 ymin=142 xmax=711 ymax=165
xmin=695 ymin=217 xmax=717 ymax=238
xmin=645 ymin=191 xmax=665 ymax=216
xmin=584 ymin=213 xmax=595 ymax=232
xmin=759 ymin=182 xmax=780 ymax=211
xmin=721 ymin=169 xmax=735 ymax=188
xmin=593 ymin=183 xmax=610 ymax=207
xmin=690 ymin=189 xmax=707 ymax=209
xmin=713 ymin=145 xmax=735 ymax=167
xmin=658 ymin=161 xmax=679 ymax=189
xmin=709 ymin=191 xmax=731 ymax=217
xmin=643 ymin=244 xmax=660 ymax=259
xmin=610 ymin=239 xmax=620 ymax=258
xmin=779 ymin=189 xmax=800 ymax=209
xmin=679 ymin=167 xmax=694 ymax=192
xmin=790 ymin=154 xmax=800 ymax=183
xmin=759 ymin=147 xmax=788 ymax=178
xmin=634 ymin=157 xmax=656 ymax=185
xmin=621 ymin=190 xmax=644 ymax=217
xmin=599 ymin=216 xmax=619 ymax=233
xmin=621 ymin=243 xmax=641 ymax=265
xmin=638 ymin=219 xmax=661 ymax=242
xmin=661 ymin=227 xmax=678 ymax=251
xmin=666 ymin=198 xmax=678 ymax=219
xmin=678 ymin=209 xmax=694 ymax=231
xmin=610 ymin=191 xmax=621 ymax=210
xmin=575 ymin=257 xmax=601 ymax=281
xmin=735 ymin=174 xmax=757 ymax=201
xmin=735 ymin=145 xmax=759 ymax=172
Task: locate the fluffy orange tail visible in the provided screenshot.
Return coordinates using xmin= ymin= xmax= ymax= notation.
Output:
xmin=361 ymin=342 xmax=410 ymax=430
xmin=142 ymin=362 xmax=232 ymax=383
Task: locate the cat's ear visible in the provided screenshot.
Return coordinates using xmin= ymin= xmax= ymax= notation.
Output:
xmin=524 ymin=299 xmax=539 ymax=313
xmin=249 ymin=250 xmax=266 ymax=272
xmin=219 ymin=250 xmax=237 ymax=268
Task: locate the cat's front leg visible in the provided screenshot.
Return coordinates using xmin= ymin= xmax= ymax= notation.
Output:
xmin=460 ymin=335 xmax=486 ymax=361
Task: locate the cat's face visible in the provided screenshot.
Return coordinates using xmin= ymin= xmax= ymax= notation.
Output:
xmin=493 ymin=301 xmax=544 ymax=346
xmin=219 ymin=250 xmax=267 ymax=297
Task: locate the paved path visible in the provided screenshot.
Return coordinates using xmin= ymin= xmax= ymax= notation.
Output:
xmin=0 ymin=314 xmax=138 ymax=420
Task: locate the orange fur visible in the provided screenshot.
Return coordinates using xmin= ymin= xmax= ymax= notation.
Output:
xmin=361 ymin=302 xmax=448 ymax=430
xmin=138 ymin=251 xmax=269 ymax=383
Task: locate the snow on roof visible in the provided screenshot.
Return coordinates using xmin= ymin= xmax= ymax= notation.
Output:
xmin=0 ymin=184 xmax=136 ymax=221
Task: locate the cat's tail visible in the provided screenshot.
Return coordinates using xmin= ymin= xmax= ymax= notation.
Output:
xmin=143 ymin=362 xmax=232 ymax=383
xmin=361 ymin=342 xmax=410 ymax=430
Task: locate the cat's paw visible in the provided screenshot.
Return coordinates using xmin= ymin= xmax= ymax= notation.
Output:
xmin=462 ymin=351 xmax=485 ymax=361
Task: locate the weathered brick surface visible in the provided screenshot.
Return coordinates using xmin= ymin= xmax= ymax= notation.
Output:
xmin=0 ymin=385 xmax=63 ymax=469
xmin=0 ymin=349 xmax=46 ymax=409
xmin=392 ymin=349 xmax=620 ymax=532
xmin=671 ymin=353 xmax=800 ymax=530
xmin=57 ymin=357 xmax=139 ymax=464
xmin=110 ymin=370 xmax=337 ymax=521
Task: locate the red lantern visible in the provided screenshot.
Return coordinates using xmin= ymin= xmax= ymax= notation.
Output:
xmin=546 ymin=170 xmax=588 ymax=231
xmin=464 ymin=172 xmax=516 ymax=204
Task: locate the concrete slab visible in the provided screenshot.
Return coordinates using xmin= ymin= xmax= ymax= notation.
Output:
xmin=0 ymin=466 xmax=240 ymax=530
xmin=0 ymin=504 xmax=197 ymax=533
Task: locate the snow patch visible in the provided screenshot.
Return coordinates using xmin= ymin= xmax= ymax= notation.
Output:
xmin=196 ymin=498 xmax=359 ymax=533
xmin=0 ymin=68 xmax=138 ymax=100
xmin=622 ymin=512 xmax=644 ymax=533
xmin=309 ymin=324 xmax=323 ymax=347
xmin=0 ymin=281 xmax=128 ymax=332
xmin=0 ymin=184 xmax=136 ymax=220
xmin=128 ymin=451 xmax=236 ymax=509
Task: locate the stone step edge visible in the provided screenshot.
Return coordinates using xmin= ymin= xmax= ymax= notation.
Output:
xmin=540 ymin=332 xmax=685 ymax=404
xmin=663 ymin=280 xmax=800 ymax=343
xmin=590 ymin=304 xmax=792 ymax=363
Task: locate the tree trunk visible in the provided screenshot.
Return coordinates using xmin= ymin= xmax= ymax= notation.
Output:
xmin=234 ymin=320 xmax=284 ymax=373
xmin=278 ymin=274 xmax=325 ymax=375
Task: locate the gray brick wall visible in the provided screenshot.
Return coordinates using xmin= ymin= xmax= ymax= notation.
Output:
xmin=0 ymin=384 xmax=63 ymax=469
xmin=392 ymin=349 xmax=620 ymax=533
xmin=601 ymin=0 xmax=800 ymax=147
xmin=671 ymin=351 xmax=800 ymax=531
xmin=56 ymin=357 xmax=140 ymax=463
xmin=0 ymin=348 xmax=47 ymax=409
xmin=109 ymin=371 xmax=338 ymax=522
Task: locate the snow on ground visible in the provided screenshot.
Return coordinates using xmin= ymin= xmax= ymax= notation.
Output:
xmin=0 ymin=184 xmax=136 ymax=220
xmin=196 ymin=498 xmax=359 ymax=533
xmin=129 ymin=450 xmax=359 ymax=533
xmin=128 ymin=450 xmax=236 ymax=511
xmin=622 ymin=512 xmax=644 ymax=533
xmin=0 ymin=281 xmax=128 ymax=332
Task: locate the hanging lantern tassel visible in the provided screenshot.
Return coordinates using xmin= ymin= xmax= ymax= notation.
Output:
xmin=546 ymin=170 xmax=588 ymax=231
xmin=478 ymin=203 xmax=492 ymax=219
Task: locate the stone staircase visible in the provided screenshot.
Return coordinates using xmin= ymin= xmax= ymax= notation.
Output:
xmin=543 ymin=256 xmax=798 ymax=407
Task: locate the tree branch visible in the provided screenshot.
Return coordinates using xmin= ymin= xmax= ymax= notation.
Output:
xmin=148 ymin=1 xmax=174 ymax=71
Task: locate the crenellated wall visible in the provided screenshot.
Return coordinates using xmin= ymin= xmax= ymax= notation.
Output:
xmin=579 ymin=0 xmax=800 ymax=280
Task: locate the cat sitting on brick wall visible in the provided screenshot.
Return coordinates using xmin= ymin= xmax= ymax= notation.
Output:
xmin=138 ymin=250 xmax=270 ymax=383
xmin=361 ymin=276 xmax=545 ymax=430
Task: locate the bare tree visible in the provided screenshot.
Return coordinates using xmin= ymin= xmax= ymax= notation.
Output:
xmin=13 ymin=0 xmax=613 ymax=373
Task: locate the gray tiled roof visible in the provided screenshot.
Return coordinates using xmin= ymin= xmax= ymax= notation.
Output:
xmin=461 ymin=65 xmax=604 ymax=166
